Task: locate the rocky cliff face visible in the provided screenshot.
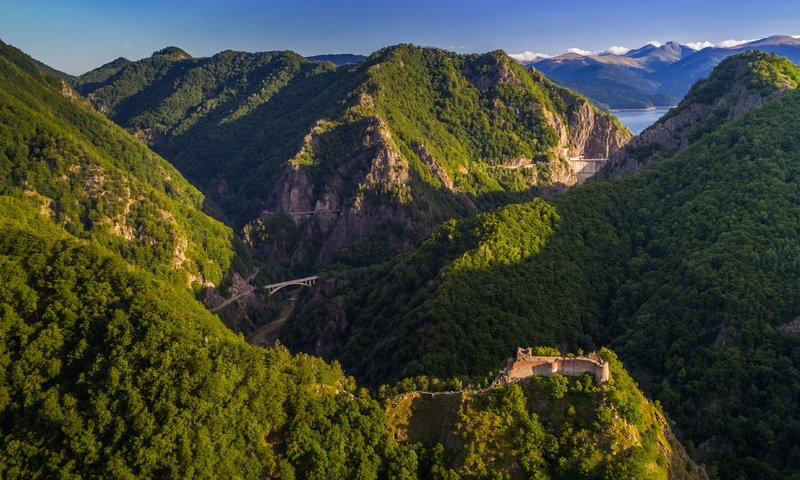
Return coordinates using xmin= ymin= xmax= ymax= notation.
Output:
xmin=598 ymin=90 xmax=782 ymax=179
xmin=557 ymin=89 xmax=631 ymax=160
xmin=243 ymin=114 xmax=434 ymax=268
xmin=596 ymin=51 xmax=800 ymax=179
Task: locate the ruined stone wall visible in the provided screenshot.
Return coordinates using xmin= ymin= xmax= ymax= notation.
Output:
xmin=501 ymin=349 xmax=610 ymax=384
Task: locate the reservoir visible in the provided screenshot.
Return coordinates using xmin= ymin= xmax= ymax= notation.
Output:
xmin=612 ymin=107 xmax=673 ymax=135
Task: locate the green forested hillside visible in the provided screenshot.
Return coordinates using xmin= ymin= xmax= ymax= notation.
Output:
xmin=288 ymin=58 xmax=800 ymax=478
xmin=72 ymin=56 xmax=132 ymax=93
xmin=76 ymin=44 xmax=629 ymax=270
xmin=0 ymin=40 xmax=701 ymax=479
xmin=0 ymin=40 xmax=234 ymax=288
xmin=385 ymin=349 xmax=705 ymax=479
xmin=0 ymin=197 xmax=403 ymax=478
xmin=0 ymin=196 xmax=702 ymax=479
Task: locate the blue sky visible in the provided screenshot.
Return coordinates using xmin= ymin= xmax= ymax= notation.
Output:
xmin=2 ymin=0 xmax=800 ymax=74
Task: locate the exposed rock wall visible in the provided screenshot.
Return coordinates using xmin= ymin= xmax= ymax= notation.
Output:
xmin=251 ymin=98 xmax=628 ymax=268
xmin=246 ymin=116 xmax=422 ymax=268
xmin=245 ymin=58 xmax=632 ymax=270
xmin=562 ymin=98 xmax=630 ymax=159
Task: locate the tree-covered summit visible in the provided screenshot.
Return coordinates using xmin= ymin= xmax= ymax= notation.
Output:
xmin=151 ymin=46 xmax=192 ymax=60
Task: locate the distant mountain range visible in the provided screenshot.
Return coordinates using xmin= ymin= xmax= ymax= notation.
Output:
xmin=528 ymin=35 xmax=800 ymax=109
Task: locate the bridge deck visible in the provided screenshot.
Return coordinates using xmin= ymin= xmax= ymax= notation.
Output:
xmin=211 ymin=273 xmax=319 ymax=312
xmin=263 ymin=276 xmax=319 ymax=291
xmin=211 ymin=285 xmax=256 ymax=312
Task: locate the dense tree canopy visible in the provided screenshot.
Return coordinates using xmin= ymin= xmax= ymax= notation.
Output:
xmin=384 ymin=349 xmax=705 ymax=480
xmin=0 ymin=197 xmax=405 ymax=478
xmin=289 ymin=57 xmax=800 ymax=478
xmin=0 ymin=40 xmax=235 ymax=288
xmin=0 ymin=196 xmax=703 ymax=479
xmin=0 ymin=40 xmax=699 ymax=479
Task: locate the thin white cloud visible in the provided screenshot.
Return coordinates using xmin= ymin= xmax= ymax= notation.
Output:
xmin=718 ymin=38 xmax=755 ymax=48
xmin=792 ymin=35 xmax=800 ymax=39
xmin=686 ymin=41 xmax=714 ymax=50
xmin=684 ymin=38 xmax=755 ymax=50
xmin=647 ymin=41 xmax=662 ymax=48
xmin=509 ymin=51 xmax=552 ymax=62
xmin=567 ymin=47 xmax=594 ymax=56
xmin=606 ymin=46 xmax=630 ymax=55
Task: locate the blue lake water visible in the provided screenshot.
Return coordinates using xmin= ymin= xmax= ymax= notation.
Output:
xmin=612 ymin=107 xmax=673 ymax=135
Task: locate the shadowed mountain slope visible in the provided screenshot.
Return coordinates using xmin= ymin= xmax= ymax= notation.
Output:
xmin=0 ymin=198 xmax=701 ymax=479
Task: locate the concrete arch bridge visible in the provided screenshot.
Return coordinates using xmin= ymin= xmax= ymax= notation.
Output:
xmin=211 ymin=275 xmax=319 ymax=313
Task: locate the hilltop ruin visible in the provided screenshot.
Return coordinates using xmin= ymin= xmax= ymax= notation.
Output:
xmin=495 ymin=347 xmax=610 ymax=385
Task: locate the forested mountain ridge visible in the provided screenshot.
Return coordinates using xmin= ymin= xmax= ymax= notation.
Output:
xmin=75 ymin=44 xmax=630 ymax=271
xmin=306 ymin=53 xmax=367 ymax=65
xmin=72 ymin=56 xmax=132 ymax=92
xmin=287 ymin=58 xmax=800 ymax=478
xmin=0 ymin=40 xmax=234 ymax=288
xmin=597 ymin=51 xmax=800 ymax=178
xmin=0 ymin=197 xmax=704 ymax=478
xmin=0 ymin=39 xmax=705 ymax=478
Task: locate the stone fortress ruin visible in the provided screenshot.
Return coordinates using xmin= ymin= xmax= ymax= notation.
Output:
xmin=495 ymin=347 xmax=611 ymax=384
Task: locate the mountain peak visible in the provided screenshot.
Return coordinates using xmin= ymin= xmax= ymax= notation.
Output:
xmin=151 ymin=46 xmax=192 ymax=60
xmin=103 ymin=56 xmax=131 ymax=68
xmin=743 ymin=35 xmax=800 ymax=47
xmin=690 ymin=50 xmax=800 ymax=95
xmin=306 ymin=53 xmax=366 ymax=66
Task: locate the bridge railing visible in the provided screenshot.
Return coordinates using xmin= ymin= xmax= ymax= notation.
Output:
xmin=264 ymin=276 xmax=318 ymax=296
